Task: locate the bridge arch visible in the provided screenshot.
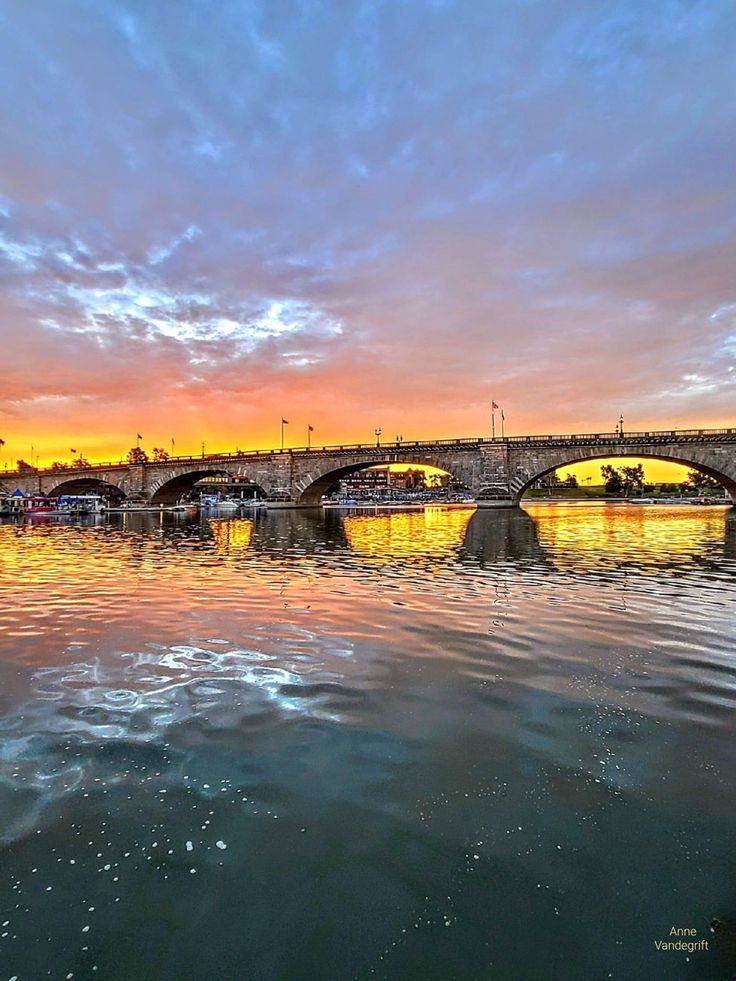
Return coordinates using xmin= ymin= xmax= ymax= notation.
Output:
xmin=149 ymin=468 xmax=236 ymax=505
xmin=511 ymin=447 xmax=736 ymax=503
xmin=48 ymin=476 xmax=126 ymax=500
xmin=149 ymin=467 xmax=270 ymax=505
xmin=295 ymin=455 xmax=473 ymax=505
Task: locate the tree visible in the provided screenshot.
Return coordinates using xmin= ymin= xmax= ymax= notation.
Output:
xmin=50 ymin=461 xmax=70 ymax=471
xmin=684 ymin=469 xmax=721 ymax=492
xmin=16 ymin=459 xmax=34 ymax=472
xmin=75 ymin=456 xmax=92 ymax=469
xmin=152 ymin=447 xmax=170 ymax=462
xmin=563 ymin=473 xmax=578 ymax=488
xmin=620 ymin=464 xmax=646 ymax=496
xmin=127 ymin=447 xmax=149 ymax=464
xmin=600 ymin=464 xmax=622 ymax=495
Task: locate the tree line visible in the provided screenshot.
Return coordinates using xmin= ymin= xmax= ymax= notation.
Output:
xmin=556 ymin=465 xmax=723 ymax=496
xmin=13 ymin=446 xmax=173 ymax=471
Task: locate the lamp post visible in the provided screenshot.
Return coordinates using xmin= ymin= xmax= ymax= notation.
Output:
xmin=201 ymin=441 xmax=205 ymax=459
xmin=281 ymin=418 xmax=289 ymax=451
xmin=375 ymin=428 xmax=382 ymax=448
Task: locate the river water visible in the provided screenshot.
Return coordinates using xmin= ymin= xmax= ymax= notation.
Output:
xmin=1 ymin=503 xmax=735 ymax=980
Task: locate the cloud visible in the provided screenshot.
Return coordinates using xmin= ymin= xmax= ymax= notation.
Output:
xmin=0 ymin=0 xmax=734 ymax=457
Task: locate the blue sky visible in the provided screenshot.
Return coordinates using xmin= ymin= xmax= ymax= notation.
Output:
xmin=1 ymin=0 xmax=734 ymax=457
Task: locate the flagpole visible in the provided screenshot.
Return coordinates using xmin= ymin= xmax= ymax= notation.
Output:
xmin=491 ymin=408 xmax=495 ymax=439
xmin=501 ymin=410 xmax=505 ymax=439
xmin=307 ymin=426 xmax=311 ymax=449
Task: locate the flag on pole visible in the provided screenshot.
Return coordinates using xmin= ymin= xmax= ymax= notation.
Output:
xmin=282 ymin=418 xmax=289 ymax=425
xmin=70 ymin=448 xmax=77 ymax=454
xmin=492 ymin=401 xmax=499 ymax=410
xmin=308 ymin=424 xmax=314 ymax=432
xmin=137 ymin=433 xmax=143 ymax=440
xmin=0 ymin=438 xmax=5 ymax=446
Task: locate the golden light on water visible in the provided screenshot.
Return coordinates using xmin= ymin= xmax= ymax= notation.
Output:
xmin=524 ymin=502 xmax=731 ymax=570
xmin=208 ymin=518 xmax=254 ymax=554
xmin=342 ymin=507 xmax=475 ymax=558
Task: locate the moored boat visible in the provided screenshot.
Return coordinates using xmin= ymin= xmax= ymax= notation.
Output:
xmin=17 ymin=496 xmax=57 ymax=514
xmin=54 ymin=494 xmax=106 ymax=514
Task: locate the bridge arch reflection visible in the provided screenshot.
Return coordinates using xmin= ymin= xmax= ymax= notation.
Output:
xmin=342 ymin=507 xmax=475 ymax=559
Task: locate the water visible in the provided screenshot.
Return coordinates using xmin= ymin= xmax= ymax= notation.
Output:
xmin=1 ymin=503 xmax=735 ymax=980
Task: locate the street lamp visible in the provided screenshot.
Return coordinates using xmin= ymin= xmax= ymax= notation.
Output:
xmin=374 ymin=428 xmax=382 ymax=448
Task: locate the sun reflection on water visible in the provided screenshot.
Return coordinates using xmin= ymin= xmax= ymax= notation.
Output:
xmin=524 ymin=501 xmax=733 ymax=571
xmin=342 ymin=507 xmax=474 ymax=558
xmin=208 ymin=517 xmax=254 ymax=553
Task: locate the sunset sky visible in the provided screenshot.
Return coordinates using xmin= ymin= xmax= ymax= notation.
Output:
xmin=1 ymin=1 xmax=735 ymax=471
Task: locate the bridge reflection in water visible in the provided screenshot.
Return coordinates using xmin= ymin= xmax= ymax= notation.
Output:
xmin=342 ymin=507 xmax=474 ymax=559
xmin=2 ymin=503 xmax=734 ymax=574
xmin=1 ymin=504 xmax=736 ymax=980
xmin=208 ymin=517 xmax=255 ymax=554
xmin=524 ymin=501 xmax=736 ymax=573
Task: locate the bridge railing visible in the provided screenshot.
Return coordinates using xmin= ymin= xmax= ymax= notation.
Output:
xmin=2 ymin=427 xmax=734 ymax=477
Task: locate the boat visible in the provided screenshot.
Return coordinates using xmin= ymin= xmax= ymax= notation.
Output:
xmin=54 ymin=494 xmax=106 ymax=515
xmin=16 ymin=496 xmax=57 ymax=515
xmin=202 ymin=496 xmax=242 ymax=510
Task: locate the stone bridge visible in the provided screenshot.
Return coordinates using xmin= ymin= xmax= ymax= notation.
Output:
xmin=2 ymin=428 xmax=735 ymax=506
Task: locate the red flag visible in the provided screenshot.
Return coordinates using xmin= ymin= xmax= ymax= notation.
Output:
xmin=492 ymin=401 xmax=499 ymax=410
xmin=308 ymin=425 xmax=314 ymax=432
